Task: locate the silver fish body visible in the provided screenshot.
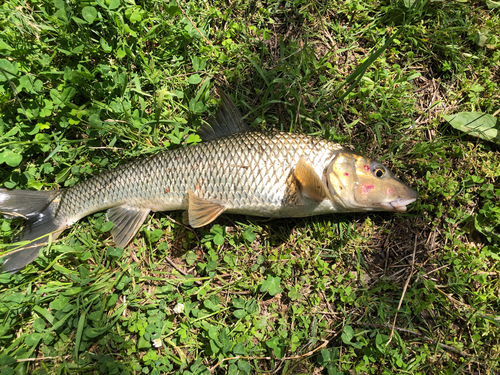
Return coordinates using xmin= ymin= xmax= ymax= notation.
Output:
xmin=0 ymin=92 xmax=417 ymax=273
xmin=60 ymin=131 xmax=343 ymax=223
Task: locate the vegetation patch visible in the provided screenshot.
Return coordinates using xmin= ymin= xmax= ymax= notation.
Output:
xmin=0 ymin=0 xmax=499 ymax=373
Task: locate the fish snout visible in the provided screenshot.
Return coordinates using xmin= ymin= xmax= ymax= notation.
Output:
xmin=383 ymin=187 xmax=418 ymax=212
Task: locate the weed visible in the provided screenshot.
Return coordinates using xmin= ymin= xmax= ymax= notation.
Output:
xmin=0 ymin=0 xmax=499 ymax=374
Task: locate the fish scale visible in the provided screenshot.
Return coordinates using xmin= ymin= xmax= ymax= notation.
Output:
xmin=57 ymin=131 xmax=342 ymax=226
xmin=0 ymin=91 xmax=417 ymax=273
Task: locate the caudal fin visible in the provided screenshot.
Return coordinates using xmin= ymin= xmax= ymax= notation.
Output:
xmin=0 ymin=189 xmax=65 ymax=273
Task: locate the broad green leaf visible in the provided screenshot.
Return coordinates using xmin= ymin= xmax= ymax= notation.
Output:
xmin=62 ymin=287 xmax=82 ymax=295
xmin=186 ymin=133 xmax=201 ymax=144
xmin=89 ymin=113 xmax=102 ymax=127
xmin=49 ymin=295 xmax=70 ymax=310
xmin=35 ymin=133 xmax=51 ymax=152
xmin=188 ymin=74 xmax=202 ymax=85
xmin=475 ymin=31 xmax=488 ymax=47
xmin=204 ymin=299 xmax=219 ymax=311
xmin=116 ymin=47 xmax=126 ymax=59
xmin=0 ymin=59 xmax=18 ymax=81
xmin=207 ymin=325 xmax=218 ymax=340
xmin=55 ymin=9 xmax=68 ymax=22
xmin=4 ymin=127 xmax=18 ymax=138
xmin=213 ymin=233 xmax=224 ymax=246
xmin=0 ymin=355 xmax=16 ymax=366
xmin=84 ymin=326 xmax=109 ymax=338
xmin=54 ymin=0 xmax=65 ymax=9
xmin=189 ymin=98 xmax=206 ymax=113
xmin=237 ymin=360 xmax=252 ymax=373
xmin=0 ymin=149 xmax=22 ymax=167
xmin=0 ymin=39 xmax=13 ymax=51
xmin=341 ymin=325 xmax=355 ymax=343
xmin=34 ymin=79 xmax=43 ymax=91
xmin=341 ymin=325 xmax=364 ymax=349
xmin=167 ymin=3 xmax=181 ymax=15
xmin=137 ymin=335 xmax=151 ymax=349
xmin=50 ymin=89 xmax=63 ymax=105
xmin=40 ymin=99 xmax=54 ymax=117
xmin=1 ymin=221 xmax=10 ymax=231
xmin=443 ymin=112 xmax=499 ymax=144
xmin=72 ymin=44 xmax=84 ymax=54
xmin=63 ymin=66 xmax=73 ymax=81
xmin=260 ymin=275 xmax=282 ymax=296
xmin=233 ymin=309 xmax=246 ymax=319
xmin=130 ymin=10 xmax=142 ymax=23
xmin=106 ymin=246 xmax=123 ymax=258
xmin=19 ymin=74 xmax=34 ymax=92
xmin=242 ymin=227 xmax=256 ymax=243
xmin=106 ymin=293 xmax=119 ymax=308
xmin=375 ymin=333 xmax=389 ymax=353
xmin=71 ymin=16 xmax=87 ymax=25
xmin=82 ymin=6 xmax=97 ymax=24
xmin=4 ymin=292 xmax=23 ymax=302
xmin=245 ymin=299 xmax=259 ymax=314
xmin=99 ymin=220 xmax=114 ymax=233
xmin=109 ymin=0 xmax=120 ymax=9
xmin=232 ymin=298 xmax=245 ymax=309
xmin=265 ymin=336 xmax=284 ymax=358
xmin=100 ymin=37 xmax=112 ymax=53
xmin=33 ymin=318 xmax=46 ymax=332
xmin=61 ymin=87 xmax=76 ymax=102
xmin=95 ymin=0 xmax=107 ymax=8
xmin=233 ymin=342 xmax=247 ymax=355
xmin=486 ymin=0 xmax=500 ymax=9
xmin=25 ymin=332 xmax=42 ymax=346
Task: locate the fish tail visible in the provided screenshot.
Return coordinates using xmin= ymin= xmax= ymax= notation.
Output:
xmin=0 ymin=189 xmax=65 ymax=273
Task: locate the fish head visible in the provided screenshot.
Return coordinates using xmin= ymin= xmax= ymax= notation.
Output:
xmin=326 ymin=152 xmax=417 ymax=212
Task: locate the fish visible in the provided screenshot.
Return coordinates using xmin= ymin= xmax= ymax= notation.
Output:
xmin=0 ymin=91 xmax=417 ymax=273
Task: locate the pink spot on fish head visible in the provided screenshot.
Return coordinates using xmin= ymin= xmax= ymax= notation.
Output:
xmin=344 ymin=172 xmax=349 ymax=176
xmin=387 ymin=188 xmax=393 ymax=196
xmin=361 ymin=184 xmax=374 ymax=194
xmin=364 ymin=165 xmax=370 ymax=172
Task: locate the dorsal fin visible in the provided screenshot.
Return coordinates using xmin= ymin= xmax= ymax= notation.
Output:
xmin=198 ymin=90 xmax=249 ymax=141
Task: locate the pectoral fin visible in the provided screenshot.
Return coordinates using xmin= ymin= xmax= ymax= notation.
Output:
xmin=106 ymin=205 xmax=151 ymax=248
xmin=295 ymin=158 xmax=333 ymax=202
xmin=181 ymin=210 xmax=190 ymax=226
xmin=188 ymin=190 xmax=226 ymax=228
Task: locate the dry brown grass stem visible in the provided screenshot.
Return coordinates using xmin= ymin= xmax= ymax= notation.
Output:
xmin=163 ymin=255 xmax=203 ymax=286
xmin=173 ymin=0 xmax=213 ymax=49
xmin=386 ymin=234 xmax=418 ymax=346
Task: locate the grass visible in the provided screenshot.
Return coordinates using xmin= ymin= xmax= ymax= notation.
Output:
xmin=0 ymin=0 xmax=499 ymax=374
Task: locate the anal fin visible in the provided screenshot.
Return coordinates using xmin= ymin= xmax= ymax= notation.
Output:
xmin=188 ymin=190 xmax=226 ymax=228
xmin=106 ymin=205 xmax=151 ymax=248
xmin=295 ymin=158 xmax=333 ymax=202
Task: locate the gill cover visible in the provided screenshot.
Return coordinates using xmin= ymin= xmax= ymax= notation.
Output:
xmin=325 ymin=152 xmax=417 ymax=212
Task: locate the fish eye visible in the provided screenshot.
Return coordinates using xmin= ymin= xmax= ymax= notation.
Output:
xmin=372 ymin=165 xmax=386 ymax=178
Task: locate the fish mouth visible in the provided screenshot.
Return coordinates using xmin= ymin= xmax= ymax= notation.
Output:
xmin=381 ymin=187 xmax=418 ymax=212
xmin=381 ymin=197 xmax=417 ymax=212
